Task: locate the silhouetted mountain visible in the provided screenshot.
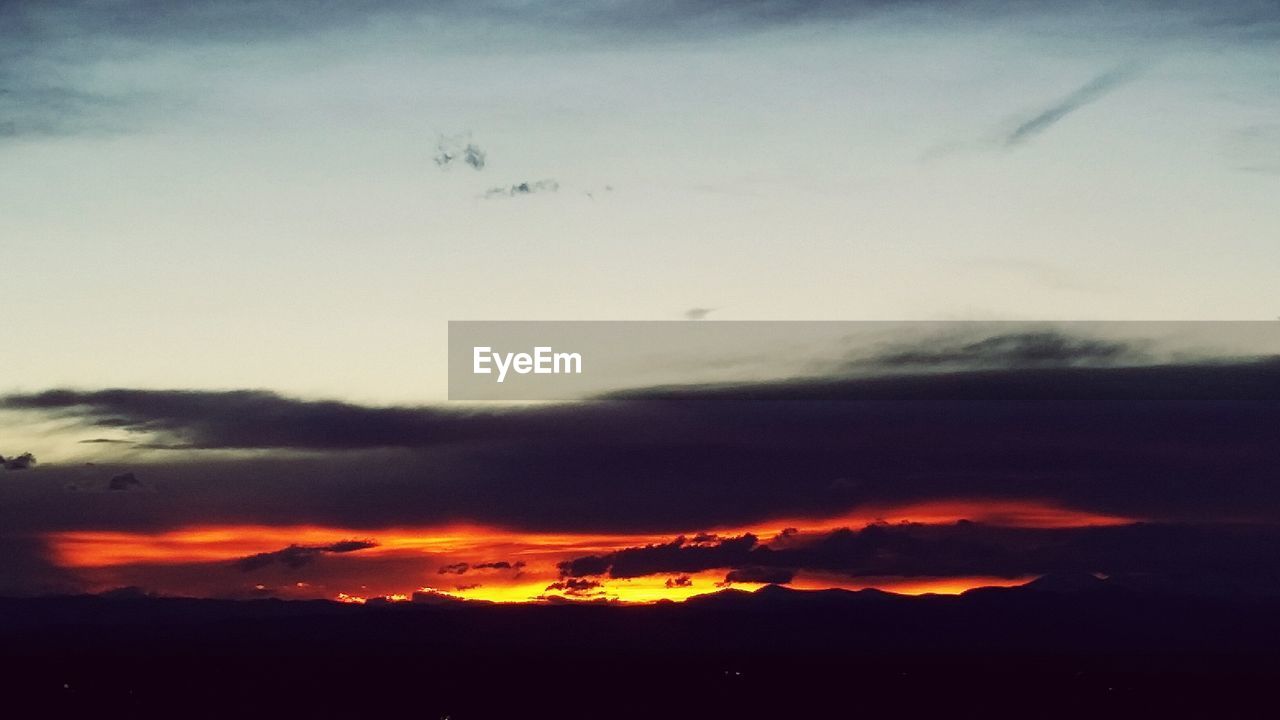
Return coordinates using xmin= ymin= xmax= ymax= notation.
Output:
xmin=686 ymin=583 xmax=900 ymax=610
xmin=3 ymin=586 xmax=1280 ymax=718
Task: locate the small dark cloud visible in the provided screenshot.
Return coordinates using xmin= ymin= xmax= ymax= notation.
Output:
xmin=433 ymin=133 xmax=485 ymax=170
xmin=108 ymin=472 xmax=141 ymax=491
xmin=236 ymin=539 xmax=377 ymax=572
xmin=484 ymin=179 xmax=558 ymax=198
xmin=545 ymin=578 xmax=603 ymax=597
xmin=474 ymin=561 xmax=524 ymax=571
xmin=1004 ymin=67 xmax=1136 ymax=147
xmin=2 ymin=452 xmax=36 ymax=470
xmin=685 ymin=308 xmax=716 ymax=320
xmin=438 ymin=560 xmax=525 ymax=575
xmin=78 ymin=438 xmax=135 ymax=445
xmin=665 ymin=575 xmax=693 ymax=588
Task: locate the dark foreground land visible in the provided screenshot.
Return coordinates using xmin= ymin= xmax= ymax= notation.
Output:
xmin=3 ymin=580 xmax=1280 ymax=719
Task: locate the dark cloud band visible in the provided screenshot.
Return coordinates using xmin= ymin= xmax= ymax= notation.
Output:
xmin=560 ymin=521 xmax=1280 ymax=595
xmin=2 ymin=353 xmax=1279 ymax=539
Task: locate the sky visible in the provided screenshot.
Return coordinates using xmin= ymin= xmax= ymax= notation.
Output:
xmin=2 ymin=0 xmax=1278 ymax=401
xmin=1 ymin=1 xmax=1279 ymax=603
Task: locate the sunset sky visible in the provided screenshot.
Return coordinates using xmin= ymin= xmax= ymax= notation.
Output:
xmin=4 ymin=348 xmax=1279 ymax=603
xmin=2 ymin=1 xmax=1279 ymax=604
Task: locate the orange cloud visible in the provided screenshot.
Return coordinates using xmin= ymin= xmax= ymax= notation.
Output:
xmin=43 ymin=499 xmax=1134 ymax=603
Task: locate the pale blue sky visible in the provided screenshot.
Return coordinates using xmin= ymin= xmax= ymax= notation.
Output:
xmin=2 ymin=1 xmax=1277 ymax=404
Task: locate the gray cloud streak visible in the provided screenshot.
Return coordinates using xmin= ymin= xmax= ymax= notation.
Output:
xmin=852 ymin=331 xmax=1148 ymax=371
xmin=484 ymin=179 xmax=559 ymax=198
xmin=1004 ymin=67 xmax=1136 ymax=147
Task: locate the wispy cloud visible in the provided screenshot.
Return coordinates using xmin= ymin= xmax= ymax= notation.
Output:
xmin=484 ymin=179 xmax=559 ymax=198
xmin=1003 ymin=66 xmax=1137 ymax=147
xmin=433 ymin=132 xmax=486 ymax=171
xmin=1223 ymin=124 xmax=1280 ymax=174
xmin=852 ymin=330 xmax=1148 ymax=371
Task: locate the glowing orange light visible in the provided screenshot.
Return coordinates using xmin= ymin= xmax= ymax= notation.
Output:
xmin=43 ymin=499 xmax=1134 ymax=604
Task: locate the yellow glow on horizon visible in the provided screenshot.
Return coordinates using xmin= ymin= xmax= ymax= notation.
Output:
xmin=44 ymin=498 xmax=1126 ymax=603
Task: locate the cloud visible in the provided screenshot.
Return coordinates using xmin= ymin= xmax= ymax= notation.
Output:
xmin=5 ymin=2 xmax=1279 ymax=49
xmin=1222 ymin=124 xmax=1280 ymax=174
xmin=0 ymin=3 xmax=1269 ymax=151
xmin=484 ymin=179 xmax=558 ymax=198
xmin=855 ymin=330 xmax=1144 ymax=371
xmin=2 ymin=352 xmax=1280 ymax=597
xmin=437 ymin=560 xmax=525 ymax=575
xmin=433 ymin=133 xmax=486 ymax=171
xmin=3 ymin=351 xmax=1280 ymax=540
xmin=0 ymin=330 xmax=1247 ymax=452
xmin=555 ymin=521 xmax=1280 ymax=595
xmin=544 ymin=578 xmax=603 ymax=596
xmin=236 ymin=539 xmax=378 ymax=572
xmin=684 ymin=308 xmax=716 ymax=320
xmin=474 ymin=561 xmax=524 ymax=571
xmin=0 ymin=70 xmax=136 ymax=140
xmin=1 ymin=452 xmax=36 ymax=470
xmin=1004 ymin=67 xmax=1136 ymax=147
xmin=0 ymin=389 xmax=524 ymax=450
xmin=665 ymin=575 xmax=693 ymax=588
xmin=108 ymin=472 xmax=141 ymax=491
xmin=560 ymin=534 xmax=759 ymax=579
xmin=61 ymin=469 xmax=154 ymax=494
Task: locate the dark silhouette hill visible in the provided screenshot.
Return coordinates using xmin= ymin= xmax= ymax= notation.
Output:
xmin=3 ymin=584 xmax=1280 ymax=718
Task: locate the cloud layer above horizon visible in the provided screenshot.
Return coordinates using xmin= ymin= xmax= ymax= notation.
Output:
xmin=2 ymin=328 xmax=1278 ymax=600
